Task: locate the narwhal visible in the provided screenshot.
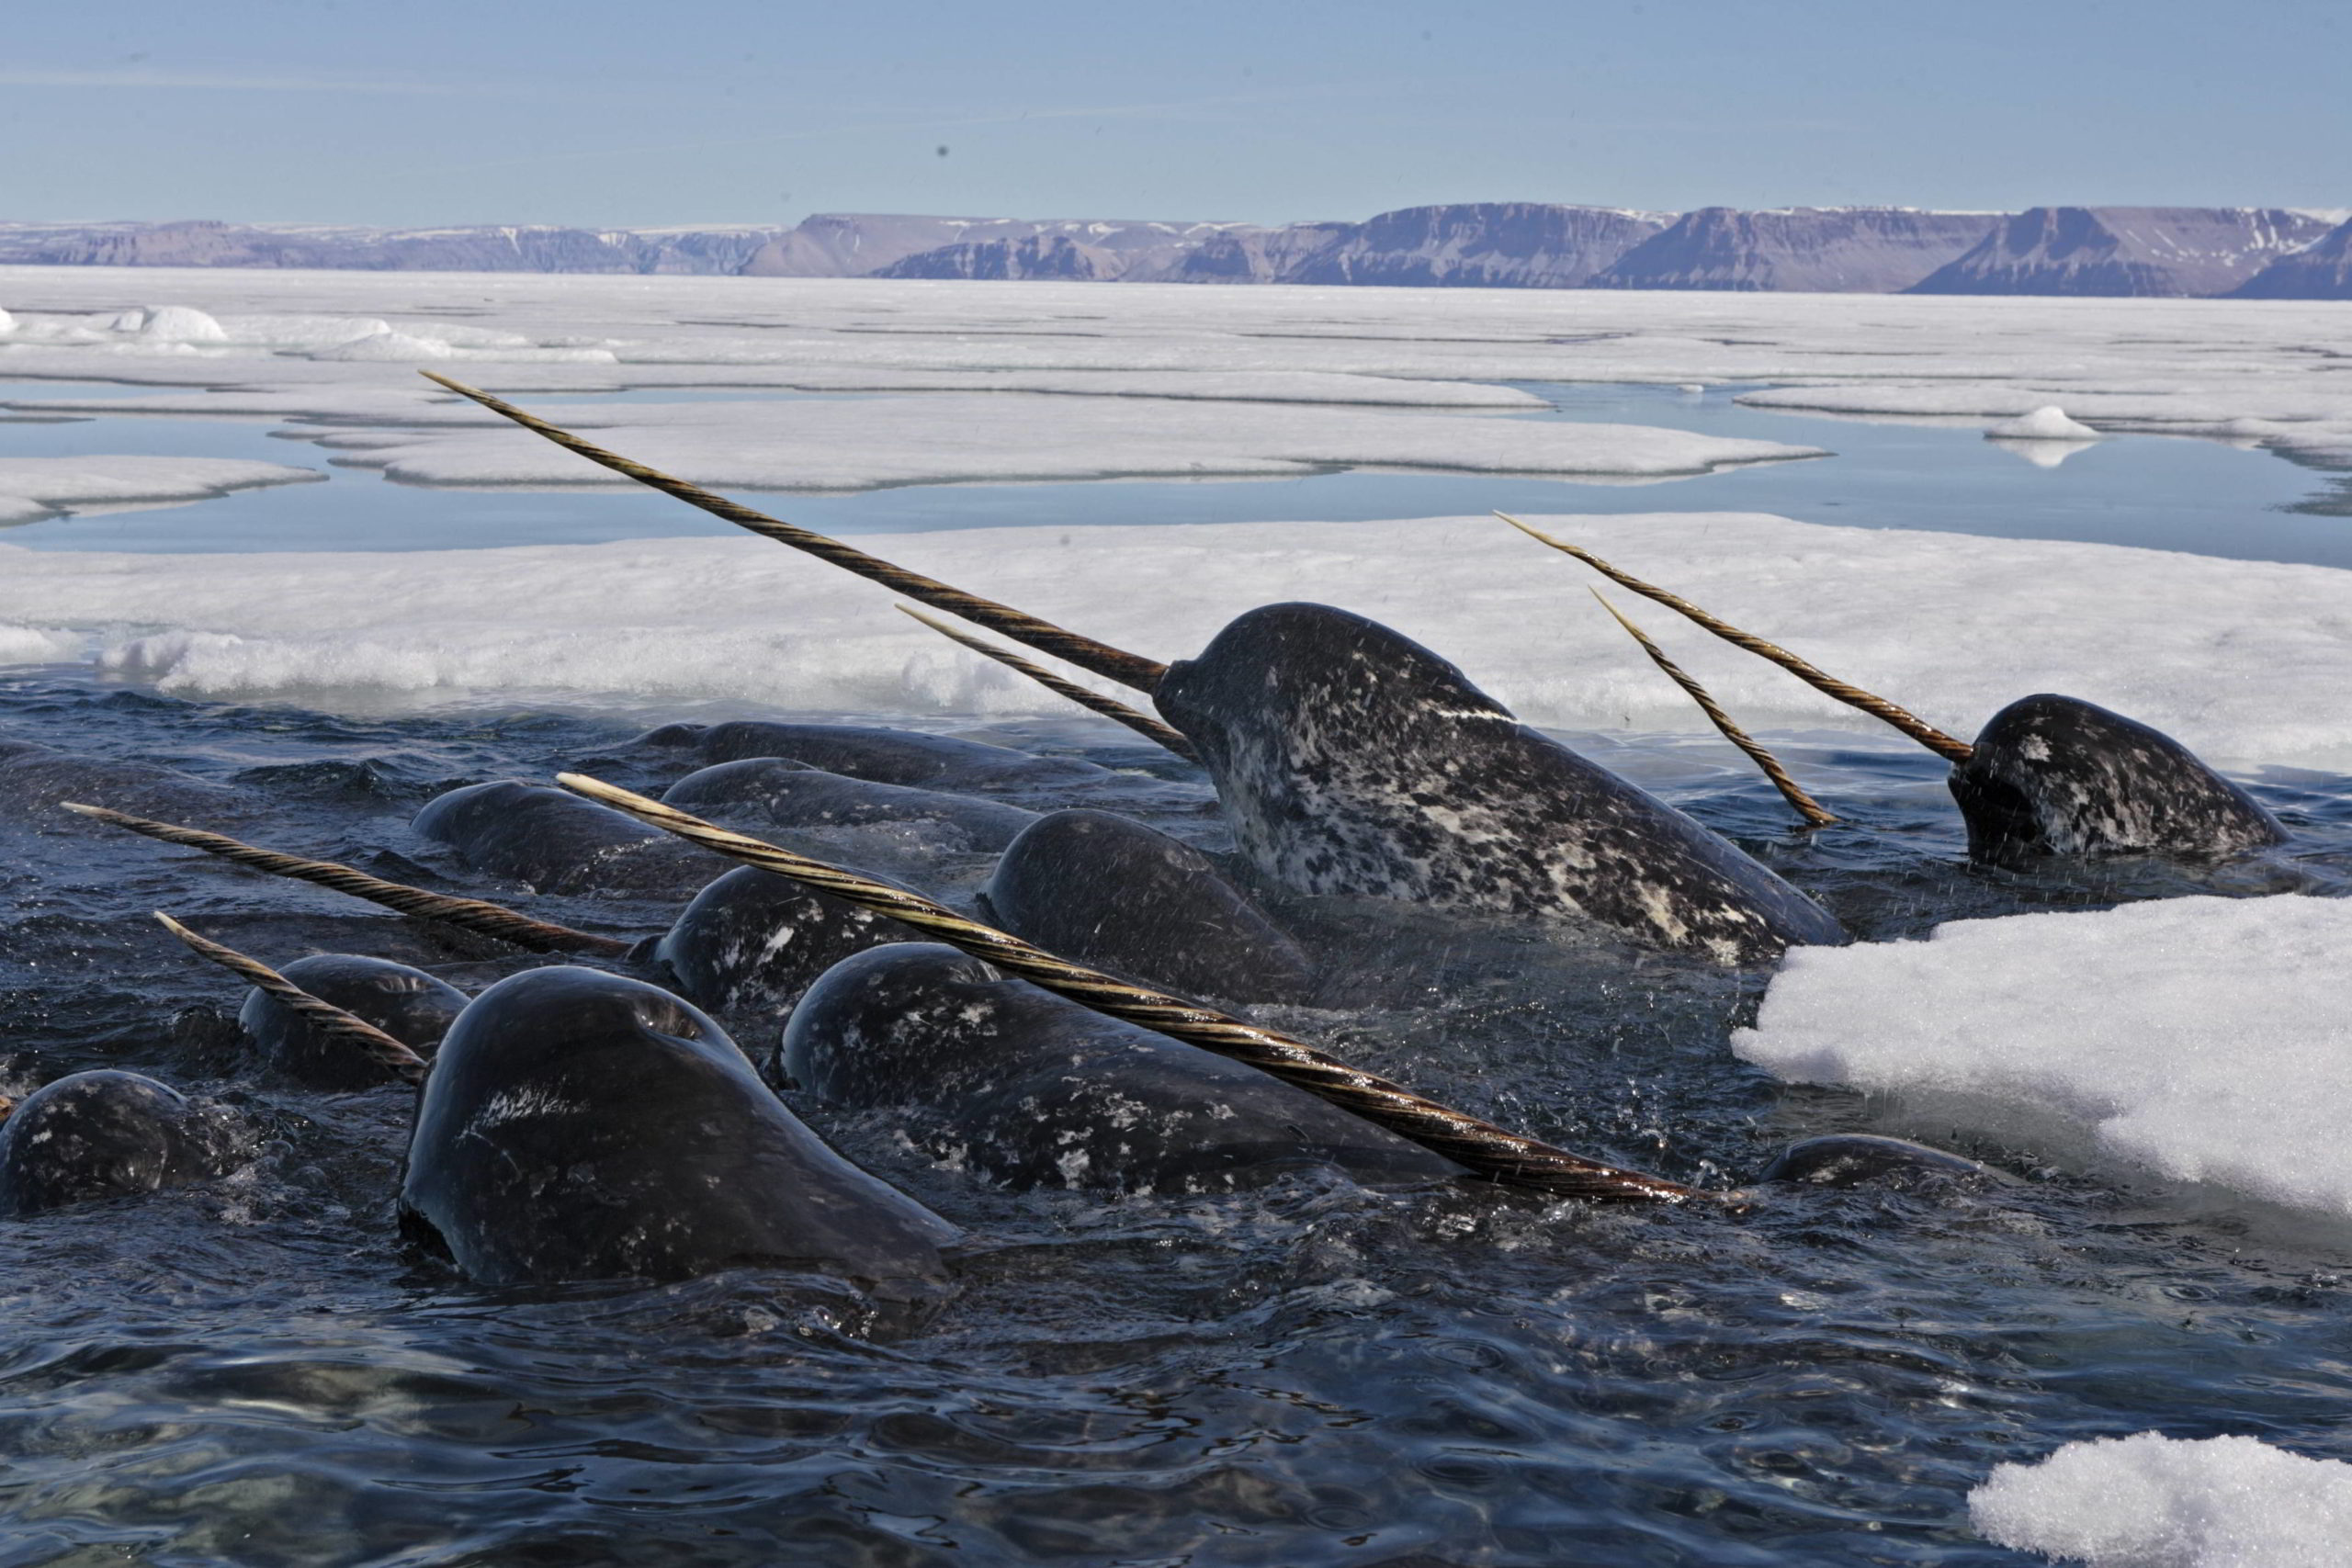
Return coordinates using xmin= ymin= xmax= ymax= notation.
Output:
xmin=1498 ymin=517 xmax=2290 ymax=868
xmin=414 ymin=376 xmax=1849 ymax=966
xmin=141 ymin=910 xmax=964 ymax=1287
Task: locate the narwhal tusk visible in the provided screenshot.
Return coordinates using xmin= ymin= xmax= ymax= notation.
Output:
xmin=556 ymin=771 xmax=1709 ymax=1205
xmin=418 ymin=372 xmax=1169 ymax=695
xmin=1498 ymin=513 xmax=1976 ymax=764
xmin=895 ymin=605 xmax=1200 ymax=761
xmin=1589 ymin=591 xmax=1839 ymax=829
xmin=68 ymin=803 xmax=629 ymax=956
xmin=153 ymin=912 xmax=430 ymax=1083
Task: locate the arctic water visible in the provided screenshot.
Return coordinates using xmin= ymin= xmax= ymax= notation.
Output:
xmin=6 ymin=373 xmax=2352 ymax=1565
xmin=2 ymin=378 xmax=2342 ymax=568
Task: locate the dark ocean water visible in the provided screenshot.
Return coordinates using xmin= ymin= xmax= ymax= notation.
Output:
xmin=8 ymin=672 xmax=2352 ymax=1566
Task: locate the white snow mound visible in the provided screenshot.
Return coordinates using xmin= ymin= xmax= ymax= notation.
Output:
xmin=1971 ymin=1432 xmax=2352 ymax=1568
xmin=311 ymin=330 xmax=457 ymax=363
xmin=1987 ymin=405 xmax=2103 ymax=441
xmin=1735 ymin=897 xmax=2352 ymax=1214
xmin=125 ymin=306 xmax=229 ymax=343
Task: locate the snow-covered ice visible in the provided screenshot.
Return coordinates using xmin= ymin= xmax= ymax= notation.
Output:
xmin=4 ymin=509 xmax=2349 ymax=770
xmin=1735 ymin=897 xmax=2352 ymax=1214
xmin=311 ymin=330 xmax=459 ymax=362
xmin=305 ymin=394 xmax=1814 ymax=490
xmin=3 ymin=268 xmax=2348 ymax=465
xmin=0 ymin=456 xmax=324 ymax=525
xmin=1984 ymin=405 xmax=2102 ymax=441
xmin=1970 ymin=1432 xmax=2352 ymax=1568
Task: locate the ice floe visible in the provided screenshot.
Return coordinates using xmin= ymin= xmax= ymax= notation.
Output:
xmin=1984 ymin=405 xmax=2102 ymax=441
xmin=1971 ymin=1431 xmax=2352 ymax=1568
xmin=1736 ymin=897 xmax=2352 ymax=1215
xmin=0 ymin=456 xmax=325 ymax=525
xmin=302 ymin=394 xmax=1815 ymax=490
xmin=2 ymin=509 xmax=2347 ymax=769
xmin=310 ymin=329 xmax=458 ymax=362
xmin=0 ymin=270 xmax=2345 ymax=467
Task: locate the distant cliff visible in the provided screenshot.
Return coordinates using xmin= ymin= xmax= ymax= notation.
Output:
xmin=0 ymin=219 xmax=787 ymax=275
xmin=3 ymin=204 xmax=2345 ymax=297
xmin=1587 ymin=208 xmax=1999 ymax=293
xmin=1908 ymin=208 xmax=2336 ymax=298
xmin=1277 ymin=204 xmax=1669 ymax=288
xmin=2231 ymin=215 xmax=2352 ymax=299
xmin=865 ymin=220 xmax=1259 ymax=282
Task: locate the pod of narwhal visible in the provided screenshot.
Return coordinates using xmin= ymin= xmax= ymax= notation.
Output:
xmin=414 ymin=375 xmax=1853 ymax=966
xmin=28 ymin=739 xmax=1982 ymax=1279
xmin=8 ymin=375 xmax=2060 ymax=1258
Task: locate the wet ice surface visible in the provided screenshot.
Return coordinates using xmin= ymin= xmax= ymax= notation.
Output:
xmin=1738 ymin=897 xmax=2352 ymax=1217
xmin=9 ymin=674 xmax=2352 ymax=1564
xmin=1971 ymin=1432 xmax=2352 ymax=1568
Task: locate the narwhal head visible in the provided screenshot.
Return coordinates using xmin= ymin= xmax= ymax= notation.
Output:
xmin=1949 ymin=694 xmax=2286 ymax=865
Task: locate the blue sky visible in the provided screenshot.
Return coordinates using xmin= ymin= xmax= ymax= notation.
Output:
xmin=6 ymin=0 xmax=2345 ymax=227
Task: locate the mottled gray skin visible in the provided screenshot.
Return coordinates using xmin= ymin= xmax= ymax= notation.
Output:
xmin=1149 ymin=604 xmax=1847 ymax=966
xmin=400 ymin=967 xmax=958 ymax=1288
xmin=784 ymin=944 xmax=1463 ymax=1195
xmin=1 ymin=739 xmax=246 ymax=821
xmin=664 ymin=759 xmax=1038 ymax=852
xmin=1758 ymin=1134 xmax=1986 ymax=1188
xmin=654 ymin=865 xmax=922 ymax=1020
xmin=0 ymin=1071 xmax=230 ymax=1218
xmin=413 ymin=780 xmax=722 ymax=898
xmin=239 ymin=954 xmax=469 ymax=1090
xmin=978 ymin=809 xmax=1315 ymax=1005
xmin=685 ymin=721 xmax=1112 ymax=794
xmin=1951 ymin=694 xmax=2289 ymax=867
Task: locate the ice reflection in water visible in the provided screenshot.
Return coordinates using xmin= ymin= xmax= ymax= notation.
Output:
xmin=5 ymin=674 xmax=2352 ymax=1563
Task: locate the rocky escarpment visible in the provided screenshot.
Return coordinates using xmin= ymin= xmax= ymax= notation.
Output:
xmin=2230 ymin=215 xmax=2352 ymax=299
xmin=1159 ymin=221 xmax=1357 ymax=283
xmin=1276 ymin=203 xmax=1669 ymax=288
xmin=6 ymin=204 xmax=2346 ymax=296
xmin=1588 ymin=207 xmax=2000 ymax=293
xmin=0 ymin=220 xmax=787 ymax=274
xmin=1909 ymin=207 xmax=2336 ymax=298
xmin=867 ymin=220 xmax=1255 ymax=282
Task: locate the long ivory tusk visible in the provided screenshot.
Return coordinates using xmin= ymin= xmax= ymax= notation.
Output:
xmin=896 ymin=605 xmax=1199 ymax=761
xmin=1498 ymin=513 xmax=1975 ymax=763
xmin=1589 ymin=591 xmax=1838 ymax=829
xmin=556 ymin=772 xmax=1707 ymax=1204
xmin=419 ymin=372 xmax=1169 ymax=694
xmin=68 ymin=803 xmax=629 ymax=955
xmin=153 ymin=912 xmax=430 ymax=1083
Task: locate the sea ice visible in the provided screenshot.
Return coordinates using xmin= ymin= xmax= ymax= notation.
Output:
xmin=1 ymin=270 xmax=2345 ymax=469
xmin=0 ymin=456 xmax=325 ymax=525
xmin=311 ymin=330 xmax=458 ymax=362
xmin=302 ymin=393 xmax=1817 ymax=491
xmin=2 ymin=510 xmax=2348 ymax=771
xmin=1971 ymin=1432 xmax=2352 ymax=1568
xmin=1984 ymin=405 xmax=2102 ymax=440
xmin=124 ymin=305 xmax=229 ymax=343
xmin=0 ymin=369 xmax=1552 ymax=418
xmin=1735 ymin=897 xmax=2352 ymax=1214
